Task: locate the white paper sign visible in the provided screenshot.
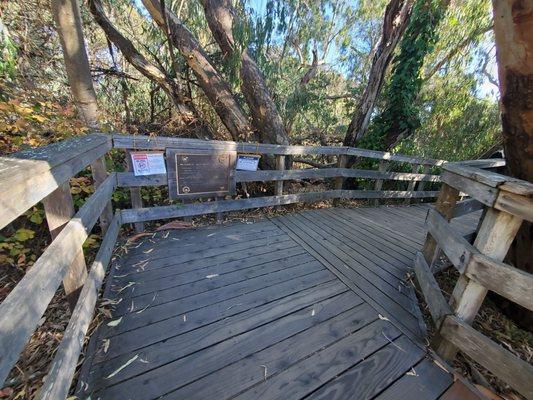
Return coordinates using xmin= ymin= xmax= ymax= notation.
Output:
xmin=236 ymin=155 xmax=261 ymax=171
xmin=131 ymin=152 xmax=167 ymax=176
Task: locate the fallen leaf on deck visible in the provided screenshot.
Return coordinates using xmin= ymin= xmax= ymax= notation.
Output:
xmin=102 ymin=339 xmax=110 ymax=353
xmin=116 ymin=282 xmax=136 ymax=293
xmin=127 ymin=232 xmax=152 ymax=243
xmin=156 ymin=220 xmax=193 ymax=231
xmin=106 ymin=354 xmax=139 ymax=379
xmin=107 ymin=317 xmax=122 ymax=327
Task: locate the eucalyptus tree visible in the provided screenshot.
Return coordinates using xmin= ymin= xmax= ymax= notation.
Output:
xmin=492 ymin=0 xmax=533 ymax=330
xmin=367 ymin=0 xmax=451 ymax=151
xmin=52 ymin=0 xmax=100 ymax=129
xmin=343 ymin=0 xmax=413 ymax=148
xmin=89 ymin=0 xmax=214 ymax=138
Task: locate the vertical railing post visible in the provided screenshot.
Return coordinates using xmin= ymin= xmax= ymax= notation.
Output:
xmin=42 ymin=182 xmax=87 ymax=310
xmin=91 ymin=156 xmax=113 ymax=234
xmin=333 ymin=154 xmax=346 ymax=206
xmin=414 ymin=164 xmax=431 ymax=204
xmin=416 ymin=164 xmax=431 ymax=192
xmin=404 ymin=164 xmax=420 ymax=205
xmin=125 ymin=150 xmax=145 ymax=233
xmin=275 ymin=155 xmax=285 ymax=196
xmin=215 ymin=196 xmax=223 ymax=224
xmin=421 ymin=183 xmax=460 ymax=267
xmin=373 ymin=160 xmax=388 ymax=206
xmin=435 ymin=208 xmax=523 ymax=361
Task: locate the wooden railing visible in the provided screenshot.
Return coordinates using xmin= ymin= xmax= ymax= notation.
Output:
xmin=0 ymin=133 xmax=506 ymax=399
xmin=112 ymin=134 xmax=443 ymax=229
xmin=414 ymin=162 xmax=533 ymax=399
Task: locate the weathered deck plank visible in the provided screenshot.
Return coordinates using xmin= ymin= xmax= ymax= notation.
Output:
xmin=77 ymin=205 xmax=478 ymax=400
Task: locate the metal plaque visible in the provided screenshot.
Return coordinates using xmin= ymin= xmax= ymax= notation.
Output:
xmin=166 ymin=148 xmax=236 ymax=199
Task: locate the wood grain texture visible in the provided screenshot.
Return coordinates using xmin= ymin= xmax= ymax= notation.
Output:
xmin=112 ymin=134 xmax=444 ymax=165
xmin=0 ymin=134 xmax=111 ymax=229
xmin=76 ymin=209 xmax=471 ymax=400
xmin=453 ymin=198 xmax=484 ymax=218
xmin=125 ymin=149 xmax=145 ymax=232
xmin=90 ymin=156 xmax=114 ymax=233
xmin=165 ymin=301 xmax=373 ymax=400
xmin=440 ymin=316 xmax=533 ymax=399
xmin=466 ymin=252 xmax=533 ymax=311
xmin=414 ymin=252 xmax=452 ymax=327
xmin=234 ymin=321 xmax=404 ymax=400
xmin=441 ymin=170 xmax=497 ymax=206
xmin=376 ymin=358 xmax=453 ymax=400
xmin=426 ymin=209 xmax=477 ymax=273
xmin=37 ymin=213 xmax=121 ymax=400
xmin=421 ymin=183 xmax=460 ymax=269
xmin=0 ymin=172 xmax=116 ymax=385
xmin=306 ymin=335 xmax=425 ymax=400
xmin=42 ymin=182 xmax=87 ymax=309
xmin=121 ymin=190 xmax=439 ymax=223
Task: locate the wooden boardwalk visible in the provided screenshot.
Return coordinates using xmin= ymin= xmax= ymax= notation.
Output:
xmin=77 ymin=204 xmax=480 ymax=400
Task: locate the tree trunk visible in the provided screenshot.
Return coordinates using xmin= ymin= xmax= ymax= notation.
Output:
xmin=141 ymin=0 xmax=253 ymax=141
xmin=343 ymin=0 xmax=413 ymax=148
xmin=200 ymin=0 xmax=290 ymax=145
xmin=89 ymin=0 xmax=213 ymax=139
xmin=52 ymin=0 xmax=100 ymax=129
xmin=491 ymin=0 xmax=533 ymax=330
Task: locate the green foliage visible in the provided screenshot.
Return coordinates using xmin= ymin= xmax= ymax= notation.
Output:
xmin=370 ymin=0 xmax=450 ymax=149
xmin=0 ymin=23 xmax=17 ymax=81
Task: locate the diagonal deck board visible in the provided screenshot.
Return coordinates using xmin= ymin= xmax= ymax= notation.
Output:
xmin=77 ymin=204 xmax=481 ymax=399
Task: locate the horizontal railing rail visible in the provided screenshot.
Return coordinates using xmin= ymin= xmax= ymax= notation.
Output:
xmin=414 ymin=163 xmax=533 ymax=399
xmin=0 ymin=133 xmax=512 ymax=399
xmin=0 ymin=134 xmax=111 ymax=230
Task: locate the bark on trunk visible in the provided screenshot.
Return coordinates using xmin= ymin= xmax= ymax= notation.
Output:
xmin=141 ymin=0 xmax=253 ymax=141
xmin=52 ymin=0 xmax=100 ymax=129
xmin=492 ymin=0 xmax=533 ymax=330
xmin=89 ymin=0 xmax=213 ymax=139
xmin=343 ymin=0 xmax=413 ymax=148
xmin=200 ymin=0 xmax=290 ymax=145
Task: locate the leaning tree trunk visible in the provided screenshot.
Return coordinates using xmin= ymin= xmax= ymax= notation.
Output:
xmin=492 ymin=0 xmax=533 ymax=330
xmin=52 ymin=0 xmax=100 ymax=129
xmin=200 ymin=0 xmax=289 ymax=145
xmin=343 ymin=0 xmax=413 ymax=148
xmin=89 ymin=0 xmax=214 ymax=139
xmin=141 ymin=0 xmax=253 ymax=141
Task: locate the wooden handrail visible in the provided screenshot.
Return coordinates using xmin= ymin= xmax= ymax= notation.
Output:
xmin=37 ymin=212 xmax=122 ymax=400
xmin=1 ymin=134 xmax=516 ymax=398
xmin=120 ymin=189 xmax=440 ymax=224
xmin=0 ymin=173 xmax=117 ymax=385
xmin=440 ymin=316 xmax=533 ymax=399
xmin=442 ymin=162 xmax=533 ymax=221
xmin=112 ymin=133 xmax=445 ymax=165
xmin=0 ymin=134 xmax=111 ymax=229
xmin=414 ymin=163 xmax=533 ymax=399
